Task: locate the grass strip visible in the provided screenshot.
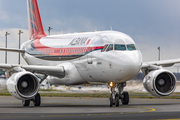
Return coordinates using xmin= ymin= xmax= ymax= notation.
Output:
xmin=0 ymin=90 xmax=180 ymax=99
xmin=39 ymin=92 xmax=110 ymax=98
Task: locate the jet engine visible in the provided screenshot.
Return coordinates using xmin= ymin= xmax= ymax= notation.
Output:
xmin=7 ymin=71 xmax=39 ymax=100
xmin=143 ymin=69 xmax=177 ymax=97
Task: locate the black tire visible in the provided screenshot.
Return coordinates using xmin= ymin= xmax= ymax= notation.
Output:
xmin=115 ymin=93 xmax=120 ymax=99
xmin=121 ymin=91 xmax=129 ymax=105
xmin=115 ymin=97 xmax=119 ymax=107
xmin=109 ymin=96 xmax=113 ymax=107
xmin=33 ymin=93 xmax=41 ymax=106
xmin=22 ymin=100 xmax=30 ymax=107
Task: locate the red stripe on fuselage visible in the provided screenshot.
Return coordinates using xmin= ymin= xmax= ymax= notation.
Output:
xmin=33 ymin=38 xmax=103 ymax=56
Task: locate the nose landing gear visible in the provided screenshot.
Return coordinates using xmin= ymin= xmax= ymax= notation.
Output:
xmin=109 ymin=82 xmax=129 ymax=107
xmin=109 ymin=82 xmax=119 ymax=107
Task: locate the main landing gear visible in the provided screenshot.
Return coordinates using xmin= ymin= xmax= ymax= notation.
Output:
xmin=22 ymin=93 xmax=41 ymax=107
xmin=109 ymin=82 xmax=129 ymax=107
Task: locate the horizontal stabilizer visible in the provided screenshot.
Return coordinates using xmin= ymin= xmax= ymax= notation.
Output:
xmin=0 ymin=48 xmax=25 ymax=53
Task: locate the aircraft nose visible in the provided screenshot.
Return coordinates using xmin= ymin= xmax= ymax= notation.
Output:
xmin=125 ymin=51 xmax=142 ymax=74
xmin=130 ymin=55 xmax=142 ymax=67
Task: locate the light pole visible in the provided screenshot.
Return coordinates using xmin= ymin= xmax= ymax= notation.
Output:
xmin=5 ymin=32 xmax=10 ymax=64
xmin=48 ymin=26 xmax=53 ymax=35
xmin=158 ymin=46 xmax=160 ymax=61
xmin=18 ymin=30 xmax=23 ymax=65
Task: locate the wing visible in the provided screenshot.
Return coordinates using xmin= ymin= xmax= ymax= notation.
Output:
xmin=0 ymin=47 xmax=25 ymax=53
xmin=0 ymin=48 xmax=65 ymax=78
xmin=142 ymin=58 xmax=180 ymax=68
xmin=141 ymin=58 xmax=180 ymax=76
xmin=0 ymin=64 xmax=65 ymax=78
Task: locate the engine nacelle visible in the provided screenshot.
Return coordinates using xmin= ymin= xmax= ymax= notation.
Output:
xmin=143 ymin=69 xmax=177 ymax=97
xmin=7 ymin=71 xmax=39 ymax=100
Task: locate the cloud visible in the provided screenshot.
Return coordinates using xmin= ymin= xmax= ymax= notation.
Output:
xmin=133 ymin=33 xmax=180 ymax=72
xmin=47 ymin=16 xmax=105 ymax=35
xmin=0 ymin=1 xmax=9 ymax=21
xmin=134 ymin=34 xmax=180 ymax=61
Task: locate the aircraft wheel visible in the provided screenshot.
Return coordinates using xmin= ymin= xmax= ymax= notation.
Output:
xmin=33 ymin=93 xmax=41 ymax=106
xmin=115 ymin=97 xmax=119 ymax=107
xmin=22 ymin=100 xmax=30 ymax=107
xmin=121 ymin=91 xmax=129 ymax=105
xmin=109 ymin=96 xmax=113 ymax=107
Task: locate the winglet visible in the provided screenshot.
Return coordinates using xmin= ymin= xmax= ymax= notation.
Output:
xmin=27 ymin=0 xmax=47 ymax=40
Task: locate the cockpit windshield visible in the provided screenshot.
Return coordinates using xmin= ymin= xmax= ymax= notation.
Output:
xmin=114 ymin=44 xmax=126 ymax=51
xmin=102 ymin=44 xmax=137 ymax=52
xmin=101 ymin=44 xmax=108 ymax=52
xmin=127 ymin=44 xmax=136 ymax=51
xmin=106 ymin=44 xmax=113 ymax=51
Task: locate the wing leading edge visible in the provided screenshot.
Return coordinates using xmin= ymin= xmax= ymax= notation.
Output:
xmin=0 ymin=47 xmax=25 ymax=53
xmin=142 ymin=58 xmax=180 ymax=68
xmin=141 ymin=58 xmax=180 ymax=76
xmin=0 ymin=48 xmax=65 ymax=78
xmin=0 ymin=64 xmax=65 ymax=78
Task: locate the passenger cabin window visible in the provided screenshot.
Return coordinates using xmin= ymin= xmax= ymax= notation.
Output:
xmin=102 ymin=44 xmax=108 ymax=52
xmin=106 ymin=44 xmax=113 ymax=51
xmin=115 ymin=44 xmax=126 ymax=51
xmin=127 ymin=44 xmax=136 ymax=51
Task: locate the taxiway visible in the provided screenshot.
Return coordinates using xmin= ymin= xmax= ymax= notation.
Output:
xmin=0 ymin=96 xmax=180 ymax=120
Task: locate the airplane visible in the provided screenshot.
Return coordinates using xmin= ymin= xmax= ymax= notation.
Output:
xmin=0 ymin=0 xmax=180 ymax=107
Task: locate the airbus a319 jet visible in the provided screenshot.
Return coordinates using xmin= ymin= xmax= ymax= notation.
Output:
xmin=1 ymin=0 xmax=180 ymax=107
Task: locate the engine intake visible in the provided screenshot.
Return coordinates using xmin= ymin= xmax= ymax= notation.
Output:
xmin=143 ymin=69 xmax=176 ymax=97
xmin=7 ymin=71 xmax=39 ymax=100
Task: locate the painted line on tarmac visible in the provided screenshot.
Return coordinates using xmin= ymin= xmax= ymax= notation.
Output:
xmin=43 ymin=106 xmax=156 ymax=117
xmin=156 ymin=118 xmax=180 ymax=120
xmin=1 ymin=106 xmax=156 ymax=118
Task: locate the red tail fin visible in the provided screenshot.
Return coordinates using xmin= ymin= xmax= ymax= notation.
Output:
xmin=27 ymin=0 xmax=46 ymax=40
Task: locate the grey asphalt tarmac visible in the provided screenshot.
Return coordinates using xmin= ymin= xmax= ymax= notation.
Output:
xmin=0 ymin=96 xmax=180 ymax=120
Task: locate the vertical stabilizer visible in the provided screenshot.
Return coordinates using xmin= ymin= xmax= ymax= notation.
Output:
xmin=27 ymin=0 xmax=46 ymax=40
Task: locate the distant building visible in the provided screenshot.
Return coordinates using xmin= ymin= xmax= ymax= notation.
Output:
xmin=0 ymin=69 xmax=6 ymax=79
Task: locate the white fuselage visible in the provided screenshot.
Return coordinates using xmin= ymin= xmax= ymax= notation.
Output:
xmin=21 ymin=31 xmax=143 ymax=85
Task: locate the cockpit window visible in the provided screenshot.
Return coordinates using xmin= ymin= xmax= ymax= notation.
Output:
xmin=127 ymin=44 xmax=136 ymax=51
xmin=115 ymin=44 xmax=126 ymax=51
xmin=106 ymin=44 xmax=113 ymax=51
xmin=101 ymin=44 xmax=108 ymax=52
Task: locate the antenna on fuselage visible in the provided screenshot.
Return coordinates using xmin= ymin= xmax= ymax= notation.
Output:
xmin=158 ymin=46 xmax=160 ymax=61
xmin=110 ymin=26 xmax=112 ymax=31
xmin=61 ymin=30 xmax=63 ymax=34
xmin=48 ymin=26 xmax=53 ymax=35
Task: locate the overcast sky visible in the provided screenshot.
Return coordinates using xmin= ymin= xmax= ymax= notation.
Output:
xmin=0 ymin=0 xmax=180 ymax=72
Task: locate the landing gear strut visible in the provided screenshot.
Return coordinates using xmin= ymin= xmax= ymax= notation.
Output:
xmin=22 ymin=93 xmax=41 ymax=107
xmin=109 ymin=82 xmax=119 ymax=107
xmin=109 ymin=82 xmax=129 ymax=107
